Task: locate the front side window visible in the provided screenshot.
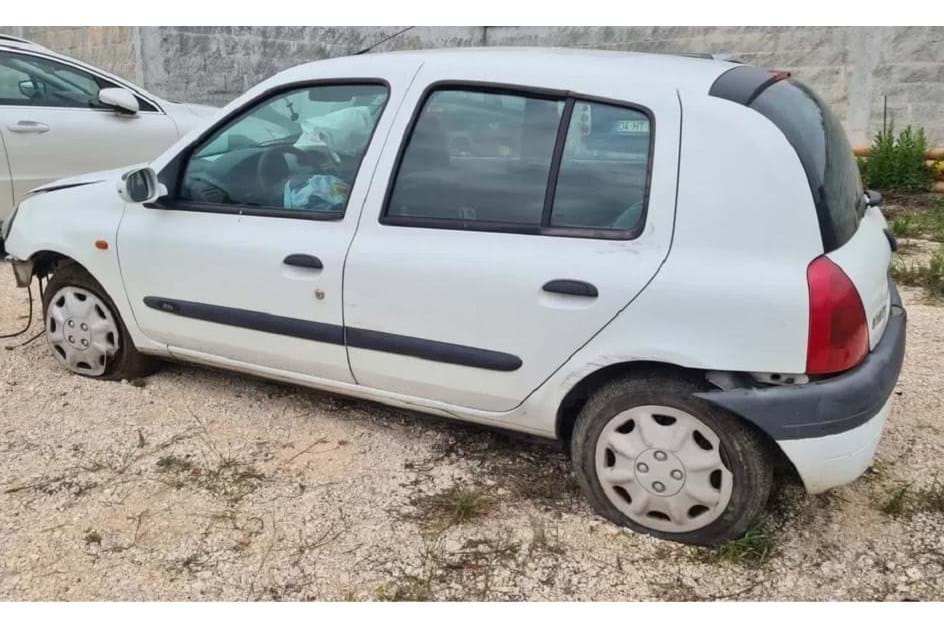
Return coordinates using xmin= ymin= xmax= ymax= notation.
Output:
xmin=0 ymin=52 xmax=106 ymax=108
xmin=180 ymin=83 xmax=389 ymax=214
xmin=385 ymin=86 xmax=652 ymax=236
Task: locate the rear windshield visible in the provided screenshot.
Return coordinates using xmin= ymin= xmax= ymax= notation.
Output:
xmin=748 ymin=79 xmax=865 ymax=252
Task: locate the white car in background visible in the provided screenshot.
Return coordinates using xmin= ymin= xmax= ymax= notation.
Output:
xmin=0 ymin=34 xmax=216 ymax=232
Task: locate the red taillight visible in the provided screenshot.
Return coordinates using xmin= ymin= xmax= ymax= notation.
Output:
xmin=806 ymin=256 xmax=869 ymax=375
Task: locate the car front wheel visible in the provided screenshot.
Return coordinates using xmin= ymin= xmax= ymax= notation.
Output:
xmin=42 ymin=264 xmax=157 ymax=380
xmin=572 ymin=373 xmax=773 ymax=546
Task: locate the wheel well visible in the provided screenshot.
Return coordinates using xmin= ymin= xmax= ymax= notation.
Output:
xmin=29 ymin=251 xmax=80 ymax=278
xmin=554 ymin=361 xmax=799 ymax=479
xmin=555 ymin=361 xmax=702 ymax=444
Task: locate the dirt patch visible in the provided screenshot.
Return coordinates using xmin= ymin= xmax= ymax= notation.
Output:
xmin=0 ymin=261 xmax=942 ymax=600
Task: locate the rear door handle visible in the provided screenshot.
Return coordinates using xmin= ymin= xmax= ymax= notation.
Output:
xmin=283 ymin=253 xmax=323 ymax=269
xmin=542 ymin=279 xmax=598 ymax=297
xmin=7 ymin=120 xmax=50 ymax=134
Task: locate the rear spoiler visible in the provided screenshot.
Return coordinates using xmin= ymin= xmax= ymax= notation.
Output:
xmin=709 ymin=66 xmax=791 ymax=105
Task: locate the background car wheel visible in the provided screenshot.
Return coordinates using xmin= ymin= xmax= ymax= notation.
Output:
xmin=571 ymin=373 xmax=773 ymax=546
xmin=42 ymin=264 xmax=158 ymax=381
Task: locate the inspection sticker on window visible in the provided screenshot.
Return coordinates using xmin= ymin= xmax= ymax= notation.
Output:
xmin=615 ymin=119 xmax=650 ymax=134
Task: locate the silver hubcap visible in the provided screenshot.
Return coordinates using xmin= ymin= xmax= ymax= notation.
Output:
xmin=46 ymin=286 xmax=119 ymax=377
xmin=595 ymin=405 xmax=733 ymax=533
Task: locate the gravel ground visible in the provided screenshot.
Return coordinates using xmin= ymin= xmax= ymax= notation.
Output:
xmin=0 ymin=257 xmax=942 ymax=601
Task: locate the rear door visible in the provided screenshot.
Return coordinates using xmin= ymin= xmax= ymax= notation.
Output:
xmin=343 ymin=66 xmax=680 ymax=412
xmin=0 ymin=49 xmax=177 ymax=201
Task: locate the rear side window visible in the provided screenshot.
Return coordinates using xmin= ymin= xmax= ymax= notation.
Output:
xmin=385 ymin=86 xmax=653 ymax=238
xmin=387 ymin=89 xmax=562 ymax=227
xmin=551 ymin=102 xmax=651 ymax=230
xmin=711 ymin=68 xmax=864 ymax=252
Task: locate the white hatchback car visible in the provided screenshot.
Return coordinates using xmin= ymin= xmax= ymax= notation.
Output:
xmin=2 ymin=49 xmax=906 ymax=545
xmin=0 ymin=35 xmax=216 ymax=231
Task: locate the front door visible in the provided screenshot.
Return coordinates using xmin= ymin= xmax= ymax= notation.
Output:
xmin=118 ymin=80 xmax=400 ymax=382
xmin=344 ymin=69 xmax=680 ymax=412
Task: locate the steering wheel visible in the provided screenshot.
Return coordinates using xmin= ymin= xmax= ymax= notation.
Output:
xmin=255 ymin=145 xmax=338 ymax=206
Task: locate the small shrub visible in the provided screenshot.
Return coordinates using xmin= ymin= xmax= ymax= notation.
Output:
xmin=859 ymin=125 xmax=935 ymax=193
xmin=860 ymin=127 xmax=897 ymax=189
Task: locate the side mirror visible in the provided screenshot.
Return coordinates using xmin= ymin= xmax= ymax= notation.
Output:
xmin=98 ymin=87 xmax=139 ymax=115
xmin=117 ymin=167 xmax=166 ymax=204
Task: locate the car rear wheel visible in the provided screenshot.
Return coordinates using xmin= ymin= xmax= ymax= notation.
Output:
xmin=571 ymin=373 xmax=773 ymax=546
xmin=42 ymin=264 xmax=158 ymax=381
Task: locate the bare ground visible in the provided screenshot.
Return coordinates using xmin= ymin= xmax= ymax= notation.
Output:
xmin=0 ymin=258 xmax=942 ymax=601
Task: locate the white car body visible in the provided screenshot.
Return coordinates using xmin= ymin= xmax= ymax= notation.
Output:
xmin=0 ymin=35 xmax=216 ymax=224
xmin=2 ymin=48 xmax=906 ymax=543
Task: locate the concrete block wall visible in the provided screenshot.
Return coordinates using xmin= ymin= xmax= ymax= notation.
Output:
xmin=2 ymin=26 xmax=943 ymax=144
xmin=7 ymin=26 xmax=143 ymax=85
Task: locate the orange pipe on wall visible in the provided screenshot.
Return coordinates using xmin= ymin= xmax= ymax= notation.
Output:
xmin=854 ymin=145 xmax=944 ymax=160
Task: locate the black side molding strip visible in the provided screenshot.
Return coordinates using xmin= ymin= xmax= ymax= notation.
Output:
xmin=143 ymin=297 xmax=521 ymax=372
xmin=346 ymin=327 xmax=522 ymax=372
xmin=143 ymin=297 xmax=345 ymax=345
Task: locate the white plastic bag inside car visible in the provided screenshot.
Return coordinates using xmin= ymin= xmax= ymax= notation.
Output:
xmin=294 ymin=106 xmax=374 ymax=161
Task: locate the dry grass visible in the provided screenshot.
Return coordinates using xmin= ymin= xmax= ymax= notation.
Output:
xmin=880 ymin=480 xmax=944 ymax=517
xmin=408 ymin=486 xmax=496 ymax=533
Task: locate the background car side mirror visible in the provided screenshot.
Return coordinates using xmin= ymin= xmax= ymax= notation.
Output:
xmin=117 ymin=167 xmax=166 ymax=204
xmin=98 ymin=87 xmax=140 ymax=115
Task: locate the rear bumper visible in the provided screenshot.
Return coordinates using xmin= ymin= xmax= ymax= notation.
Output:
xmin=777 ymin=396 xmax=891 ymax=492
xmin=697 ymin=278 xmax=906 ymax=491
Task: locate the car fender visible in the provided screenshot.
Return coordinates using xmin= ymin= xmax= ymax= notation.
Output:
xmin=4 ymin=175 xmax=165 ymax=354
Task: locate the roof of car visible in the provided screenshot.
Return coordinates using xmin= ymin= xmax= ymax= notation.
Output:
xmin=0 ymin=34 xmax=49 ymax=52
xmin=275 ymin=47 xmax=741 ymax=94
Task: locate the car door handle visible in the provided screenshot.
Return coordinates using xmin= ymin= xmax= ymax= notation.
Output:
xmin=283 ymin=254 xmax=323 ymax=269
xmin=7 ymin=120 xmax=50 ymax=134
xmin=542 ymin=279 xmax=598 ymax=297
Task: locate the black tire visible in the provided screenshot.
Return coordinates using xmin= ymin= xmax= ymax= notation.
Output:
xmin=571 ymin=373 xmax=773 ymax=546
xmin=42 ymin=263 xmax=159 ymax=381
